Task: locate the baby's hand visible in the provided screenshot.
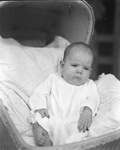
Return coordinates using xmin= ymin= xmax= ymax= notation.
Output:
xmin=78 ymin=107 xmax=92 ymax=132
xmin=36 ymin=108 xmax=50 ymax=118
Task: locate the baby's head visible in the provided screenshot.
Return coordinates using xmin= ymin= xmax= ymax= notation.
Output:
xmin=61 ymin=42 xmax=93 ymax=86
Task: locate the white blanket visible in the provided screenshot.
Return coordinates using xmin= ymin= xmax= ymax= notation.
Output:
xmin=0 ymin=81 xmax=35 ymax=145
xmin=89 ymin=74 xmax=120 ymax=137
xmin=0 ymin=35 xmax=70 ymax=146
xmin=0 ymin=36 xmax=69 ymax=97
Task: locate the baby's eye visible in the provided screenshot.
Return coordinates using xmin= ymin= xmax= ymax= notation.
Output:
xmin=71 ymin=64 xmax=77 ymax=67
xmin=84 ymin=67 xmax=90 ymax=70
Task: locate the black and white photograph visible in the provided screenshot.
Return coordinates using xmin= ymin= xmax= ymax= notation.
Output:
xmin=0 ymin=0 xmax=120 ymax=150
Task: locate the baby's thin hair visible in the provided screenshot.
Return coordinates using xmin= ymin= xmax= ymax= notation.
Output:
xmin=63 ymin=42 xmax=93 ymax=61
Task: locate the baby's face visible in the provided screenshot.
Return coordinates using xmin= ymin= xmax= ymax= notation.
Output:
xmin=61 ymin=48 xmax=93 ymax=86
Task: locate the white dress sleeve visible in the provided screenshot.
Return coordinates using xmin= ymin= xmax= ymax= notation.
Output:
xmin=29 ymin=74 xmax=52 ymax=112
xmin=80 ymin=80 xmax=100 ymax=116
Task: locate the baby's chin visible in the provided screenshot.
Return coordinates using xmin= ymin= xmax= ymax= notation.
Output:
xmin=73 ymin=82 xmax=84 ymax=86
xmin=62 ymin=76 xmax=86 ymax=86
xmin=67 ymin=80 xmax=85 ymax=86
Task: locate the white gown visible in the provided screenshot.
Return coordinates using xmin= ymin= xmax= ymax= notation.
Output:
xmin=29 ymin=73 xmax=100 ymax=145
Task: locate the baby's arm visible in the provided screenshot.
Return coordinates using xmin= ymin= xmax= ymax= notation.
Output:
xmin=77 ymin=81 xmax=100 ymax=132
xmin=36 ymin=108 xmax=50 ymax=118
xmin=78 ymin=106 xmax=92 ymax=132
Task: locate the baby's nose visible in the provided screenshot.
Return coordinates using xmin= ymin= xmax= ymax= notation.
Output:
xmin=76 ymin=67 xmax=83 ymax=74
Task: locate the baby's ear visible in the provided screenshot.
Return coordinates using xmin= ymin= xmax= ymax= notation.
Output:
xmin=90 ymin=68 xmax=93 ymax=74
xmin=60 ymin=60 xmax=64 ymax=67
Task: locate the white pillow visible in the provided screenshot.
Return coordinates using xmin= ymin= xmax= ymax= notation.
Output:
xmin=89 ymin=74 xmax=120 ymax=137
xmin=0 ymin=36 xmax=69 ymax=97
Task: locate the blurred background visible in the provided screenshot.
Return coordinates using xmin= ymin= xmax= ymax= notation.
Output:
xmin=0 ymin=0 xmax=120 ymax=80
xmin=86 ymin=0 xmax=120 ymax=80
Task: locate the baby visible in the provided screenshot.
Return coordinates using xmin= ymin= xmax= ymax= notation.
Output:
xmin=29 ymin=42 xmax=100 ymax=146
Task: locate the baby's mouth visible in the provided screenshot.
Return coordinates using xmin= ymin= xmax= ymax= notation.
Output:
xmin=75 ymin=75 xmax=81 ymax=79
xmin=73 ymin=76 xmax=82 ymax=82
